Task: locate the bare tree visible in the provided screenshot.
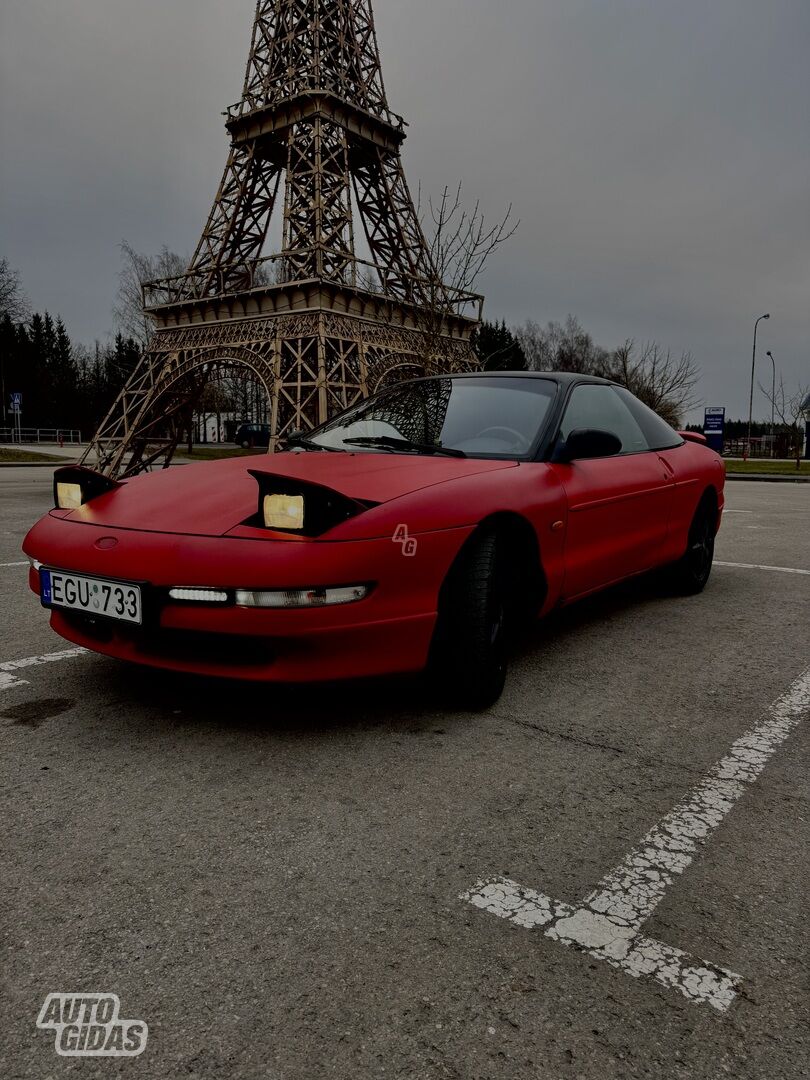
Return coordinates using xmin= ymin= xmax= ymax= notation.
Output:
xmin=425 ymin=183 xmax=518 ymax=299
xmin=515 ymin=315 xmax=608 ymax=374
xmin=599 ymin=339 xmax=699 ymax=427
xmin=513 ymin=319 xmax=548 ymax=371
xmin=514 ymin=315 xmax=699 ymax=425
xmin=113 ymin=241 xmax=187 ymax=347
xmin=759 ymin=376 xmax=810 ymax=467
xmin=0 ymin=258 xmax=30 ymax=322
xmin=415 ymin=184 xmax=518 ymax=366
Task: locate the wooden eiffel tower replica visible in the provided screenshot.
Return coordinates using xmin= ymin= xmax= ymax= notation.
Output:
xmin=84 ymin=0 xmax=482 ymax=477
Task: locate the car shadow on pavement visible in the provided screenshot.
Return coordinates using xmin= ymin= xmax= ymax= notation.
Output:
xmin=514 ymin=567 xmax=678 ymax=660
xmin=95 ymin=660 xmax=444 ymax=738
xmin=80 ymin=570 xmax=684 ymax=739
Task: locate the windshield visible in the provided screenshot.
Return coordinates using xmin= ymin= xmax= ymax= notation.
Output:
xmin=308 ymin=377 xmax=558 ymax=459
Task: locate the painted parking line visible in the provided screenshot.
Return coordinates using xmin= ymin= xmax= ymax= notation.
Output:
xmin=0 ymin=648 xmax=87 ymax=692
xmin=0 ymin=561 xmax=28 ymax=568
xmin=715 ymin=561 xmax=810 ymax=576
xmin=462 ymin=666 xmax=810 ymax=1012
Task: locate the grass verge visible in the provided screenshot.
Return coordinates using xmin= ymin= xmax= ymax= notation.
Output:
xmin=0 ymin=448 xmax=65 ymax=463
xmin=174 ymin=446 xmax=266 ymax=461
xmin=725 ymin=459 xmax=810 ymax=476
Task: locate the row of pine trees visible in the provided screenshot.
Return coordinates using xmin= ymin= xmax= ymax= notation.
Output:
xmin=0 ymin=311 xmax=140 ymax=437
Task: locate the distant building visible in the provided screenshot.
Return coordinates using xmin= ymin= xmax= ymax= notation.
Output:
xmin=193 ymin=412 xmax=239 ymax=445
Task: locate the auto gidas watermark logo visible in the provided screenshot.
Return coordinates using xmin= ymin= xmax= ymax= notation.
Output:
xmin=393 ymin=524 xmax=418 ymax=556
xmin=36 ymin=993 xmax=148 ymax=1057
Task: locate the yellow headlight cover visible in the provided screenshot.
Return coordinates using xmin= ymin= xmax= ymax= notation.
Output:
xmin=56 ymin=482 xmax=83 ymax=510
xmin=264 ymin=493 xmax=305 ymax=530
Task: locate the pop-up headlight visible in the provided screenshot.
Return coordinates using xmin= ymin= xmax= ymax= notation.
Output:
xmin=249 ymin=471 xmax=374 ymax=537
xmin=54 ymin=466 xmax=121 ymax=510
xmin=264 ymin=493 xmax=305 ymax=531
xmin=56 ymin=482 xmax=83 ymax=510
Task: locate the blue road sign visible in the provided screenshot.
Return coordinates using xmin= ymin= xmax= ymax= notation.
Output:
xmin=11 ymin=392 xmax=22 ymax=407
xmin=703 ymin=407 xmax=725 ymax=454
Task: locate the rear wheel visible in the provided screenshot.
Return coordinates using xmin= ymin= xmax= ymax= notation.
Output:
xmin=429 ymin=528 xmax=510 ymax=710
xmin=669 ymin=499 xmax=716 ymax=594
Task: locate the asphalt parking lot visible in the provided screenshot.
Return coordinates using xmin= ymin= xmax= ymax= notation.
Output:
xmin=1 ymin=469 xmax=808 ymax=1079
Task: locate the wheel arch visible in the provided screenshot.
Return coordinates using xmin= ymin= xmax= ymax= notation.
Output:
xmin=697 ymin=483 xmax=720 ymax=533
xmin=438 ymin=510 xmax=548 ymax=626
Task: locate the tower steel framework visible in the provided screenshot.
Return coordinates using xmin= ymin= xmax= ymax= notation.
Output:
xmin=84 ymin=0 xmax=483 ymax=477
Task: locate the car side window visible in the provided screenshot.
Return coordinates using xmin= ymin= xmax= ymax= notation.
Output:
xmin=613 ymin=387 xmax=684 ymax=450
xmin=559 ymin=384 xmax=649 ymax=455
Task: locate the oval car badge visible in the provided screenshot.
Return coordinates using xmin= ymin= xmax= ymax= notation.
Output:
xmin=95 ymin=537 xmax=119 ymax=550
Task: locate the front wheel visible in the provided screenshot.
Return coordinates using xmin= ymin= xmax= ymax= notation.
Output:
xmin=429 ymin=529 xmax=509 ymax=710
xmin=669 ymin=501 xmax=716 ymax=594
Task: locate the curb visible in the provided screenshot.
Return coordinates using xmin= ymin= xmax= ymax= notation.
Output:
xmin=726 ymin=473 xmax=809 ymax=483
xmin=0 ymin=461 xmax=190 ymax=470
xmin=0 ymin=461 xmax=69 ymax=469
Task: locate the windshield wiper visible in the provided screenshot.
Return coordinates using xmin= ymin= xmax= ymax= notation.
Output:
xmin=343 ymin=436 xmax=467 ymax=459
xmin=282 ymin=434 xmax=344 ymax=453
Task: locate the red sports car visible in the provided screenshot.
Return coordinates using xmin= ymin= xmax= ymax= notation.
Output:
xmin=23 ymin=373 xmax=724 ymax=707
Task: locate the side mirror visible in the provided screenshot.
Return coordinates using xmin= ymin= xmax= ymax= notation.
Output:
xmin=554 ymin=428 xmax=623 ymax=463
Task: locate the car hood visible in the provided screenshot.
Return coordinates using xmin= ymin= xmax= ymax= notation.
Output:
xmin=60 ymin=453 xmax=518 ymax=537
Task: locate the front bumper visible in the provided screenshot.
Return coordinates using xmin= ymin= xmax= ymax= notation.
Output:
xmin=24 ymin=513 xmax=474 ymax=682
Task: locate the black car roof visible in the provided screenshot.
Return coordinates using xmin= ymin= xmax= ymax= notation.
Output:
xmin=421 ymin=370 xmax=616 ymax=387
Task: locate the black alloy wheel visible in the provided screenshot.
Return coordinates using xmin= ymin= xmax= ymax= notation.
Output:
xmin=670 ymin=501 xmax=716 ymax=595
xmin=430 ymin=528 xmax=510 ymax=709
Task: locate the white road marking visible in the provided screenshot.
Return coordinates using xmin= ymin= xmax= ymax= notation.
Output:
xmin=715 ymin=560 xmax=810 ymax=576
xmin=0 ymin=648 xmax=87 ymax=692
xmin=462 ymin=666 xmax=810 ymax=1012
xmin=0 ymin=561 xmax=28 ymax=568
xmin=723 ymin=510 xmax=753 ymax=514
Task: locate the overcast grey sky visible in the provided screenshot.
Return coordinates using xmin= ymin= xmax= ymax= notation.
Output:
xmin=1 ymin=0 xmax=808 ymax=420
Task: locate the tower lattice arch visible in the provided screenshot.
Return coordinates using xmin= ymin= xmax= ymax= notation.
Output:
xmin=84 ymin=0 xmax=482 ymax=478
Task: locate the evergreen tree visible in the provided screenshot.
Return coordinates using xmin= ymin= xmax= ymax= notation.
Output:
xmin=43 ymin=316 xmax=79 ymax=427
xmin=111 ymin=333 xmax=141 ymax=388
xmin=0 ymin=313 xmax=21 ymax=425
xmin=472 ymin=320 xmax=526 ymax=371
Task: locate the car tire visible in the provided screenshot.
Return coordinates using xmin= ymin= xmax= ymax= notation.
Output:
xmin=669 ymin=499 xmax=716 ymax=595
xmin=429 ymin=528 xmax=509 ymax=710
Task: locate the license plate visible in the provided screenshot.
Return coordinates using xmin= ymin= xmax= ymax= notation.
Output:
xmin=40 ymin=569 xmax=143 ymax=625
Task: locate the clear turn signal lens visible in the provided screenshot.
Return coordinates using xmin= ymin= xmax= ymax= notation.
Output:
xmin=234 ymin=585 xmax=369 ymax=609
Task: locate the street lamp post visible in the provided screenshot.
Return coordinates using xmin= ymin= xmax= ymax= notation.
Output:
xmin=766 ymin=350 xmax=776 ymax=458
xmin=745 ymin=313 xmax=770 ymax=461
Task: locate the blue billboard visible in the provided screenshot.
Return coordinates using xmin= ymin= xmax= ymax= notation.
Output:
xmin=703 ymin=407 xmax=726 ymax=455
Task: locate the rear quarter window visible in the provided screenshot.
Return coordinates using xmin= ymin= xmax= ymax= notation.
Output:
xmin=613 ymin=387 xmax=684 ymax=451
